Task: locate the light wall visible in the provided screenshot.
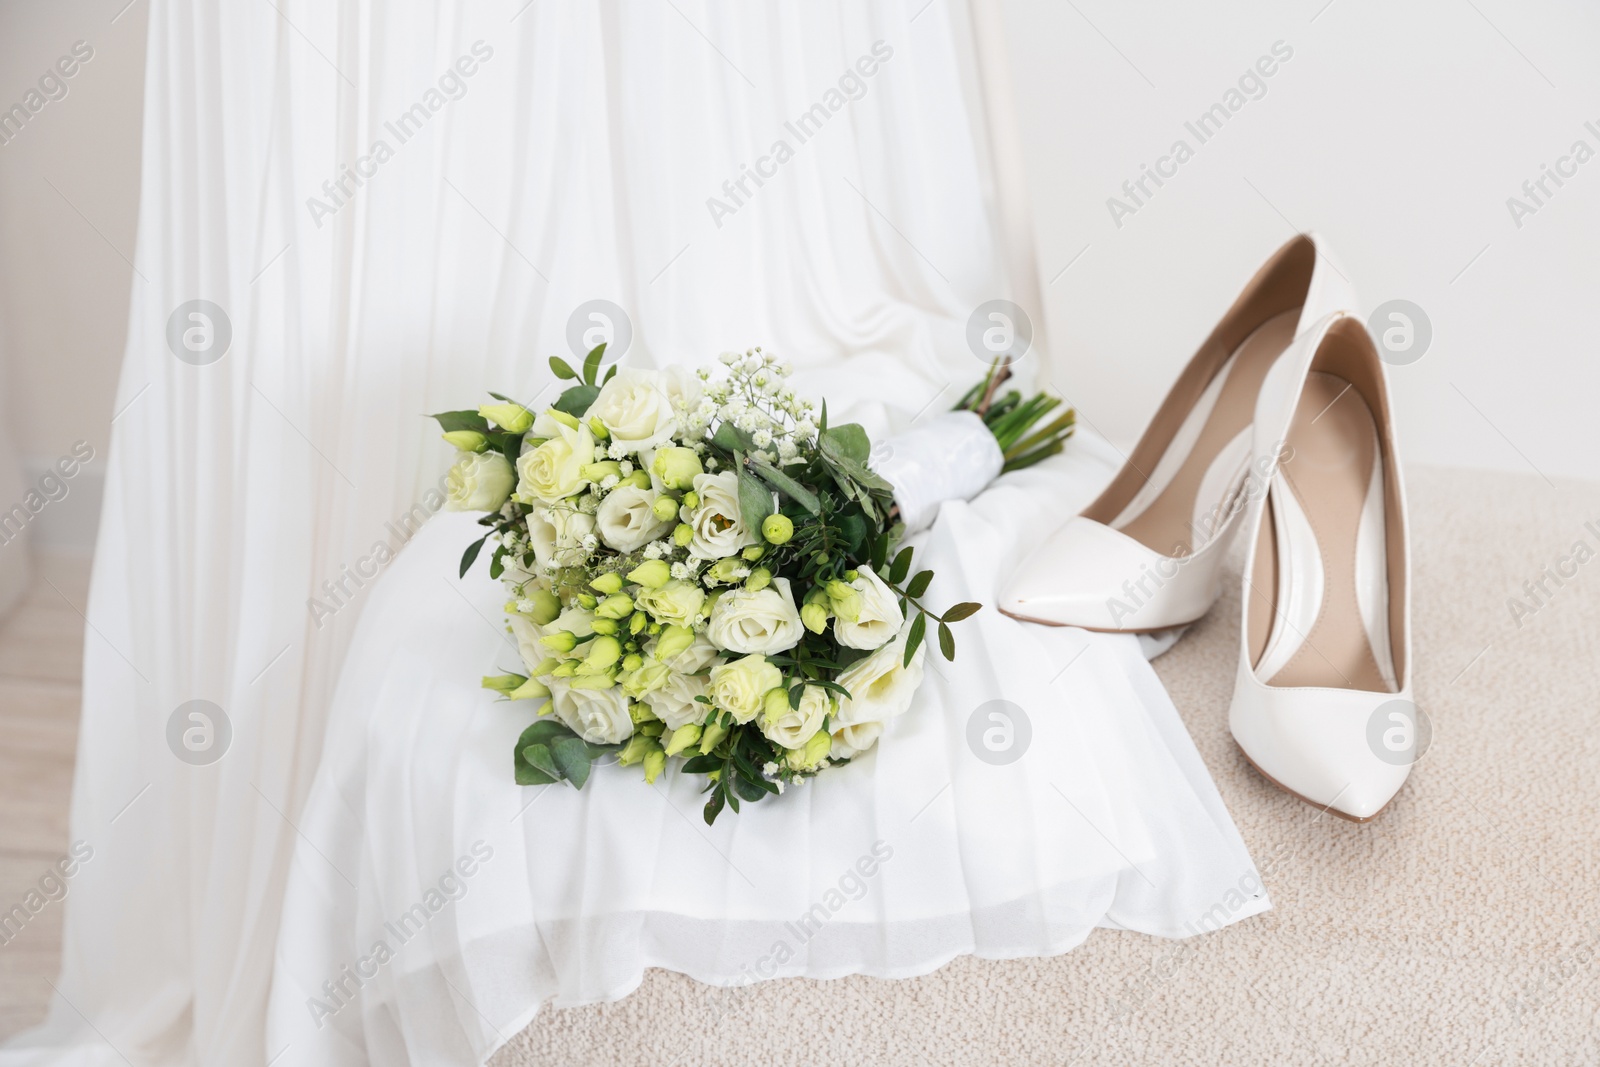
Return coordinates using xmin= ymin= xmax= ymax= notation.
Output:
xmin=1000 ymin=0 xmax=1600 ymax=482
xmin=0 ymin=0 xmax=148 ymax=553
xmin=1 ymin=1 xmax=1595 ymax=566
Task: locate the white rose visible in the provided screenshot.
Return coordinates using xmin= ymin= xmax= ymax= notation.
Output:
xmin=589 ymin=369 xmax=677 ymax=453
xmin=595 ymin=484 xmax=674 ymax=553
xmin=547 ymin=679 xmax=634 ymax=745
xmin=445 ymin=451 xmax=515 ymax=512
xmin=517 ymin=421 xmax=595 ymax=503
xmin=833 ymin=566 xmax=905 ymax=651
xmin=506 ymin=612 xmax=547 ymax=676
xmin=830 ymin=720 xmax=884 ymax=761
xmin=644 ymin=671 xmax=711 ymax=731
xmin=759 ymin=684 xmax=831 ymax=750
xmin=833 ymin=626 xmax=926 ymax=726
xmin=688 ymin=471 xmax=759 ymax=560
xmin=527 ymin=506 xmax=596 ymax=570
xmin=706 ymin=577 xmax=803 ymax=655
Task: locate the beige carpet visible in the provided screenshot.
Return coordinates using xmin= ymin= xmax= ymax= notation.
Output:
xmin=492 ymin=466 xmax=1600 ymax=1067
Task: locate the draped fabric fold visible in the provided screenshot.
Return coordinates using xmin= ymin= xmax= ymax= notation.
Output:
xmin=2 ymin=3 xmax=1262 ymax=1065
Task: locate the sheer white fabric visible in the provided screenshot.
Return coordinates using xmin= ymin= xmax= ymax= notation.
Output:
xmin=1 ymin=2 xmax=1263 ymax=1065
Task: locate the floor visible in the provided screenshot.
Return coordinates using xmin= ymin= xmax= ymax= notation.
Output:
xmin=3 ymin=468 xmax=1599 ymax=1064
xmin=0 ymin=553 xmax=87 ymax=1040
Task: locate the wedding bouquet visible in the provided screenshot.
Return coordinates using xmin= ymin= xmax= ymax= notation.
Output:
xmin=438 ymin=346 xmax=1070 ymax=823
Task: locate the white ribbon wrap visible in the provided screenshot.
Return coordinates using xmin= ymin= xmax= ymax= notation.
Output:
xmin=872 ymin=410 xmax=1004 ymax=535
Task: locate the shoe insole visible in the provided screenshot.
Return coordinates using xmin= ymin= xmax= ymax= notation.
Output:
xmin=1251 ymin=372 xmax=1396 ymax=692
xmin=1113 ymin=309 xmax=1299 ymax=557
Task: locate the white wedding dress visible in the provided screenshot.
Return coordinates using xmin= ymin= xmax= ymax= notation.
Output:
xmin=3 ymin=4 xmax=1263 ymax=1065
xmin=265 ymin=426 xmax=1265 ymax=1065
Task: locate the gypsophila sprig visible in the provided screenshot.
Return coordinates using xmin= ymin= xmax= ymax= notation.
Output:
xmin=436 ymin=346 xmax=980 ymax=824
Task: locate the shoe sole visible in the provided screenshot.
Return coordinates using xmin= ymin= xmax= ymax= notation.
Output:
xmin=997 ymin=604 xmax=1208 ymax=635
xmin=1233 ymin=742 xmax=1391 ymax=824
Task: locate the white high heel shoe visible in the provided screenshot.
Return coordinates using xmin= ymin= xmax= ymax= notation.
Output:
xmin=1230 ymin=312 xmax=1414 ymax=822
xmin=1000 ymin=234 xmax=1356 ymax=632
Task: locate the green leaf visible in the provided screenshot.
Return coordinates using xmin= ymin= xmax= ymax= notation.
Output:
xmin=582 ymin=343 xmax=607 ymax=385
xmin=551 ymin=736 xmax=594 ymax=788
xmin=711 ymin=421 xmax=754 ymax=455
xmin=904 ymin=612 xmax=927 ymax=667
xmin=789 ymin=684 xmax=804 ymax=709
xmin=549 ymin=356 xmax=579 ymax=381
xmin=905 ymin=569 xmax=933 ymax=599
xmin=942 ymin=601 xmax=983 ymax=622
xmin=431 ymin=410 xmax=491 ymax=434
xmin=553 ymin=383 xmax=600 ymax=418
xmin=736 ymin=461 xmax=773 ymax=531
xmin=603 ymin=364 xmax=618 ymax=385
xmin=870 ymin=531 xmax=890 ymax=573
xmin=889 ymin=547 xmax=914 ymax=586
xmin=703 ymin=785 xmax=727 ymax=825
xmin=521 ymin=742 xmax=560 ymax=781
xmin=681 ymin=753 xmax=721 ymax=774
xmin=938 ymin=620 xmax=956 ymax=661
xmin=748 ymin=458 xmax=822 ymax=515
xmin=820 ymin=423 xmax=871 ymax=466
xmin=460 ymin=535 xmax=488 ymax=578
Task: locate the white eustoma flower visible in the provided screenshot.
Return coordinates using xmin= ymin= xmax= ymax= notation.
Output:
xmin=707 ymin=654 xmax=782 ymax=724
xmin=505 ymin=612 xmax=547 ymax=677
xmin=527 ymin=506 xmax=596 ymax=570
xmin=589 ymin=368 xmax=678 ymax=453
xmin=651 ymin=630 xmax=720 ymax=674
xmin=594 ymin=484 xmax=674 ymax=553
xmin=707 ymin=577 xmax=803 ymax=655
xmin=830 ymin=720 xmax=885 ymax=761
xmin=759 ymin=684 xmax=831 ymax=750
xmin=547 ymin=679 xmax=634 ymax=745
xmin=687 ymin=471 xmax=758 ymax=560
xmin=833 ymin=566 xmax=905 ymax=651
xmin=832 ymin=626 xmax=926 ymax=727
xmin=445 ymin=451 xmax=515 ymax=512
xmin=643 ymin=671 xmax=711 ymax=731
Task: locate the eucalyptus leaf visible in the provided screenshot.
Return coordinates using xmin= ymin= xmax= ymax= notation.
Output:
xmin=551 ymin=737 xmax=594 ymax=789
xmin=942 ymin=601 xmax=982 ymax=622
xmin=938 ymin=620 xmax=956 ymax=660
xmin=736 ymin=462 xmax=773 ymax=531
xmin=520 ymin=743 xmax=560 ymax=783
xmin=820 ymin=423 xmax=871 ymax=466
xmin=711 ymin=421 xmax=754 ymax=454
xmin=748 ymin=458 xmax=822 ymax=514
